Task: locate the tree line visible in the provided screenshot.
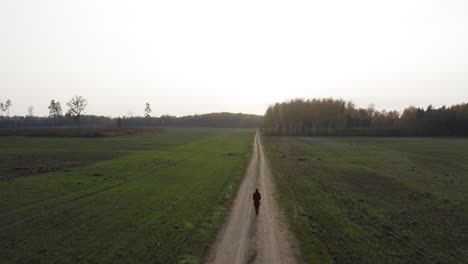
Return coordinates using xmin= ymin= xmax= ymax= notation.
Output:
xmin=0 ymin=113 xmax=263 ymax=129
xmin=1 ymin=96 xmax=88 ymax=126
xmin=264 ymin=98 xmax=468 ymax=136
xmin=0 ymin=96 xmax=262 ymax=128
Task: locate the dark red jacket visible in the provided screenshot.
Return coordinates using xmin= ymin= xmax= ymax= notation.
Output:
xmin=253 ymin=191 xmax=261 ymax=207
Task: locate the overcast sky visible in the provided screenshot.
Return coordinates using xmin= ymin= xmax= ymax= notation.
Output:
xmin=1 ymin=0 xmax=467 ymax=117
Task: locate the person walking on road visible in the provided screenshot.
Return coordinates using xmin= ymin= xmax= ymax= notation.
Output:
xmin=253 ymin=188 xmax=261 ymax=215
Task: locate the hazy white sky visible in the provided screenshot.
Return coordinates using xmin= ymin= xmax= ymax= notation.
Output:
xmin=1 ymin=0 xmax=467 ymax=117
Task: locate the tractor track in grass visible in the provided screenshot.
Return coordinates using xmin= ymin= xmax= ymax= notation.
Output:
xmin=0 ymin=159 xmax=178 ymax=218
xmin=0 ymin=160 xmax=185 ymax=232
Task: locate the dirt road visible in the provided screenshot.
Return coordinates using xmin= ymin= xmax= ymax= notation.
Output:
xmin=206 ymin=131 xmax=295 ymax=264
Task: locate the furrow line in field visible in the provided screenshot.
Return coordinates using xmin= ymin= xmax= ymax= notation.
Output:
xmin=0 ymin=160 xmax=186 ymax=232
xmin=0 ymin=162 xmax=164 ymax=218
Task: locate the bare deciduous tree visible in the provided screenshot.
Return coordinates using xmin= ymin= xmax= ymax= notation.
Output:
xmin=5 ymin=100 xmax=11 ymax=117
xmin=145 ymin=103 xmax=151 ymax=118
xmin=66 ymin=96 xmax=87 ymax=127
xmin=48 ymin=99 xmax=62 ymax=127
xmin=144 ymin=102 xmax=152 ymax=126
xmin=0 ymin=99 xmax=11 ymax=118
xmin=144 ymin=103 xmax=152 ymax=118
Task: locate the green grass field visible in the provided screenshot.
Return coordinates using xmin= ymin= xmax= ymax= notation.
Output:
xmin=0 ymin=128 xmax=255 ymax=263
xmin=264 ymin=136 xmax=468 ymax=264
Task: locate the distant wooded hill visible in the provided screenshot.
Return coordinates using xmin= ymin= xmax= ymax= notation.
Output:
xmin=264 ymin=98 xmax=468 ymax=136
xmin=0 ymin=112 xmax=263 ymax=129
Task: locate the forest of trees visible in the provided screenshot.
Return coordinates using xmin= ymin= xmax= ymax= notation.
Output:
xmin=4 ymin=96 xmax=468 ymax=135
xmin=264 ymin=98 xmax=468 ymax=136
xmin=0 ymin=96 xmax=262 ymax=129
xmin=0 ymin=112 xmax=263 ymax=129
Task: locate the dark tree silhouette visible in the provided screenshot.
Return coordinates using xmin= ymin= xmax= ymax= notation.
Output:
xmin=144 ymin=103 xmax=151 ymax=118
xmin=144 ymin=102 xmax=152 ymax=126
xmin=4 ymin=100 xmax=11 ymax=117
xmin=66 ymin=96 xmax=87 ymax=127
xmin=0 ymin=99 xmax=11 ymax=118
xmin=48 ymin=100 xmax=62 ymax=127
